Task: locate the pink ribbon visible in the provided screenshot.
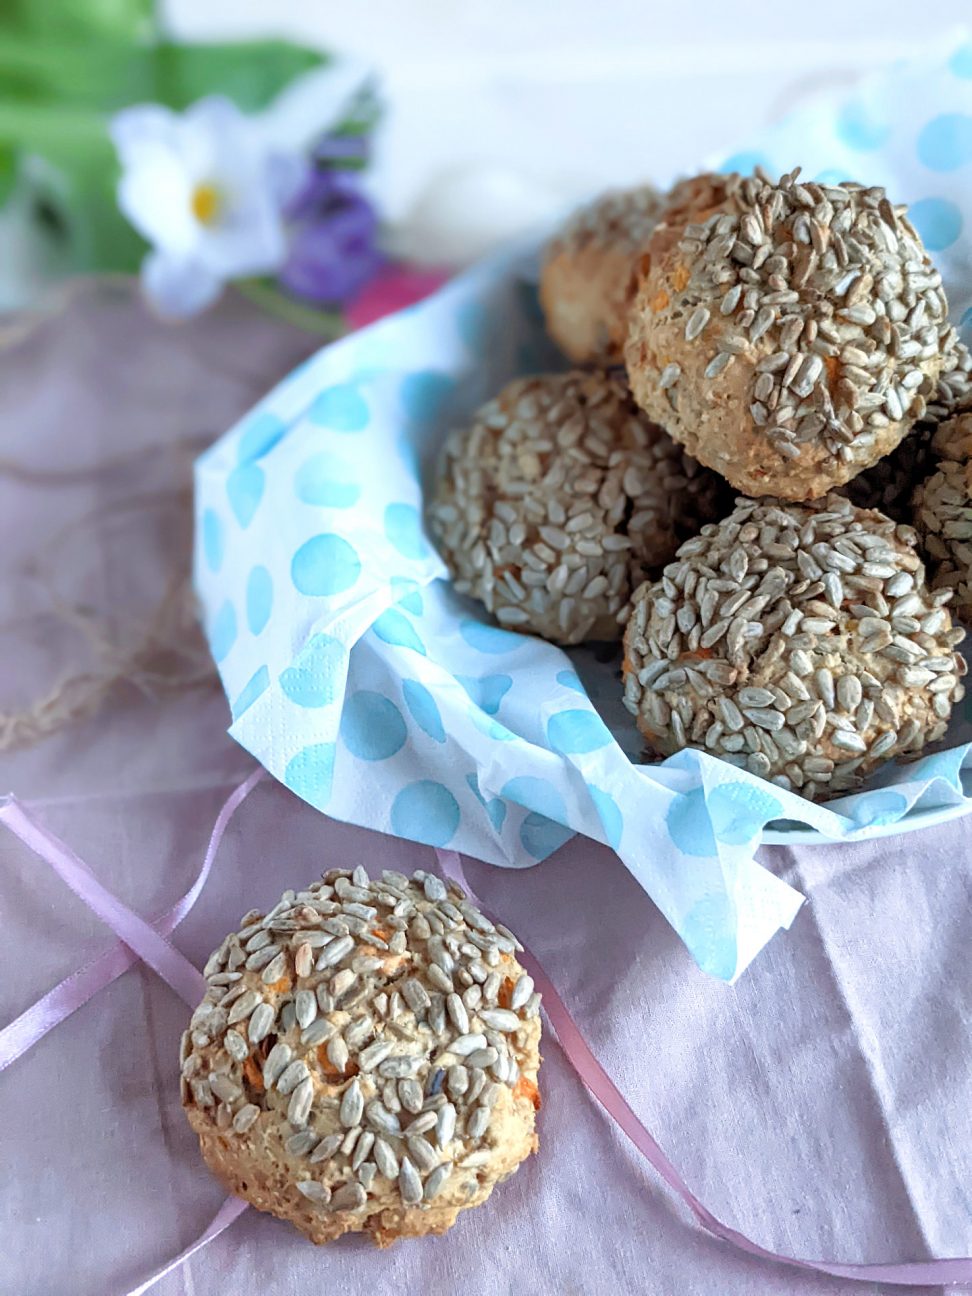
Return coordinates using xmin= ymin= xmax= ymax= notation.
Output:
xmin=3 ymin=771 xmax=971 ymax=1292
xmin=0 ymin=770 xmax=263 ymax=1072
xmin=434 ymin=847 xmax=972 ymax=1290
xmin=0 ymin=774 xmax=264 ymax=1293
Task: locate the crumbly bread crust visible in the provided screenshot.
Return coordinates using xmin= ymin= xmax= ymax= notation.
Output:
xmin=428 ymin=371 xmax=728 ymax=644
xmin=622 ymin=493 xmax=966 ymax=800
xmin=625 ymin=169 xmax=955 ymax=501
xmin=181 ymin=867 xmax=542 ymax=1246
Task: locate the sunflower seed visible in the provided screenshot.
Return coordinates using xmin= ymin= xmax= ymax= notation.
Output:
xmin=401 ymin=979 xmax=431 ymax=1013
xmin=259 ymin=951 xmax=288 ymax=984
xmin=316 ymin=935 xmax=355 ymax=969
xmin=224 ymin=1030 xmax=248 ymax=1062
xmin=351 ymin=1130 xmax=376 ymax=1171
xmin=287 ymin=1129 xmax=319 ymax=1156
xmin=340 ymin=1078 xmax=364 ymax=1128
xmin=467 ymin=1106 xmax=492 ymax=1139
xmin=227 ymin=990 xmax=261 ymax=1025
xmin=397 ymin=1078 xmax=422 ymax=1114
xmin=320 ymin=1031 xmax=347 ymax=1073
xmin=424 ymin=1163 xmax=452 ymax=1201
xmin=373 ymin=1137 xmax=399 ymax=1179
xmin=301 ymin=1018 xmax=335 ymax=1046
xmin=399 ymin=1157 xmax=423 ymax=1205
xmin=683 ymin=307 xmax=710 ymax=342
xmin=478 ymin=1008 xmax=520 ymax=1032
xmin=277 ymin=1060 xmax=310 ymax=1095
xmin=233 ymin=1104 xmax=260 ymax=1134
xmin=330 ymin=1182 xmax=366 ymax=1211
xmin=263 ymin=1042 xmax=292 ymax=1088
xmin=358 ymin=1040 xmax=394 ymax=1072
xmin=407 ymin=1135 xmax=439 ymax=1172
xmin=448 ymin=1033 xmax=487 ymax=1057
xmin=288 ymin=1077 xmax=315 ymax=1127
xmin=209 ymin=1074 xmax=242 ymax=1103
xmin=309 ymin=1132 xmax=344 ymax=1164
xmin=366 ymin=1101 xmax=402 ymax=1136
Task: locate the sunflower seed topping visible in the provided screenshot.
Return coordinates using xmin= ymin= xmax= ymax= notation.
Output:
xmin=429 ymin=371 xmax=728 ymax=646
xmin=182 ymin=868 xmax=541 ymax=1220
xmin=624 ymin=493 xmax=965 ymax=801
xmin=296 ymin=1180 xmax=331 ymax=1204
xmin=629 ymin=169 xmax=956 ymax=499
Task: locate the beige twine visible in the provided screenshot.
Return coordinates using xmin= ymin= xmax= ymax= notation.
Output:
xmin=0 ymin=458 xmax=219 ymax=753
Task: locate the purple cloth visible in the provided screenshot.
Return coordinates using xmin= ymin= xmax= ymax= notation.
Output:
xmin=1 ymin=281 xmax=970 ymax=1296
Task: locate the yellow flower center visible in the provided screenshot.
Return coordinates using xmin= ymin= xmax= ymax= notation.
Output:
xmin=190 ymin=182 xmax=222 ymax=226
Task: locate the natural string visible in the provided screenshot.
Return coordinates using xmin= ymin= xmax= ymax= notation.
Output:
xmin=0 ymin=479 xmax=218 ymax=752
xmin=2 ymin=773 xmax=971 ymax=1292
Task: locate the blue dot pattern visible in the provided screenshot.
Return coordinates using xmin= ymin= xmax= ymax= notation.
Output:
xmin=246 ymin=566 xmax=273 ymax=635
xmin=237 ymin=412 xmax=286 ymax=463
xmin=195 ymin=44 xmax=972 ymax=983
xmin=309 ymin=383 xmax=370 ymax=431
xmin=208 ymin=600 xmax=236 ymax=663
xmin=384 ymin=503 xmax=428 ymax=559
xmin=909 ymin=197 xmax=963 ymax=251
xmin=279 ymin=633 xmax=347 ymax=709
xmin=226 ymin=463 xmax=264 ymax=528
xmin=402 ymin=679 xmax=446 ymax=743
xmin=295 ymin=452 xmax=361 ymax=508
xmin=391 ymin=781 xmax=460 ymax=846
xmin=372 ymin=609 xmax=426 ymax=656
xmin=917 ymin=113 xmax=972 ymax=170
xmin=456 ymin=673 xmax=512 ymax=715
xmin=292 ymin=534 xmax=361 ymax=597
xmin=202 ymin=509 xmax=223 ymax=573
xmin=341 ymin=691 xmax=407 ymax=761
xmin=232 ymin=665 xmax=269 ymax=720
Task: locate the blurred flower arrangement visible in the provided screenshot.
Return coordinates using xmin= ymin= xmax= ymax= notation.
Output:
xmin=0 ymin=0 xmax=433 ymax=329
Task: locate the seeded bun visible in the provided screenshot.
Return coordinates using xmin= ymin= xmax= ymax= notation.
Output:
xmin=181 ymin=868 xmax=541 ymax=1247
xmin=625 ymin=168 xmax=957 ymax=501
xmin=622 ymin=494 xmax=966 ymax=801
xmin=914 ymin=412 xmax=972 ymax=620
xmin=642 ymin=171 xmax=731 ymax=267
xmin=844 ymin=341 xmax=972 ymax=519
xmin=428 ymin=371 xmax=729 ymax=645
xmin=539 ymin=185 xmax=667 ymax=364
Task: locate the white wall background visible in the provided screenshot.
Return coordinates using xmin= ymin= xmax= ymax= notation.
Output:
xmin=163 ymin=2 xmax=972 ymax=261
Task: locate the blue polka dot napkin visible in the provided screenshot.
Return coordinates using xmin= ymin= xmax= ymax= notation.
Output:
xmin=195 ymin=37 xmax=972 ymax=980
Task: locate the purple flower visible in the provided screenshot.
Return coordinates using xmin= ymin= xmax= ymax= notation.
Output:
xmin=278 ymin=167 xmax=384 ymax=306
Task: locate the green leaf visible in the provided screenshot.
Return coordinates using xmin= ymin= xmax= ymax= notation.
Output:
xmin=0 ymin=36 xmax=152 ymax=110
xmin=2 ymin=0 xmax=156 ymax=42
xmin=152 ymin=40 xmax=328 ymax=113
xmin=0 ymin=35 xmax=327 ymax=114
xmin=0 ymin=101 xmax=143 ymax=271
xmin=0 ymin=142 xmax=17 ymax=207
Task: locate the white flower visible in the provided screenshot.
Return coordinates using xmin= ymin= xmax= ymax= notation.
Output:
xmin=110 ymin=96 xmax=297 ymax=317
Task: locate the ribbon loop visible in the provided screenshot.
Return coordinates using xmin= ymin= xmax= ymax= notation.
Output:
xmin=2 ymin=776 xmax=969 ymax=1291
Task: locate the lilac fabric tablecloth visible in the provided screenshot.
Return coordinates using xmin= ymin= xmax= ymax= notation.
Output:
xmin=1 ymin=281 xmax=970 ymax=1296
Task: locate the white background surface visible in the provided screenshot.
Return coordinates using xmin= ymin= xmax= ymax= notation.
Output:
xmin=163 ymin=1 xmax=972 ymax=260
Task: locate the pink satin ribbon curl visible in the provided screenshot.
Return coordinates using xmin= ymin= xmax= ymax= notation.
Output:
xmin=2 ymin=770 xmax=970 ymax=1292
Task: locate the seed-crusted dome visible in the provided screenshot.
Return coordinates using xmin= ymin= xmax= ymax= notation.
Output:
xmin=625 ymin=168 xmax=957 ymax=501
xmin=844 ymin=340 xmax=972 ymax=519
xmin=539 ymin=185 xmax=667 ymax=364
xmin=622 ymin=494 xmax=966 ymax=801
xmin=428 ymin=371 xmax=729 ymax=645
xmin=914 ymin=411 xmax=972 ymax=620
xmin=181 ymin=867 xmax=542 ymax=1247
